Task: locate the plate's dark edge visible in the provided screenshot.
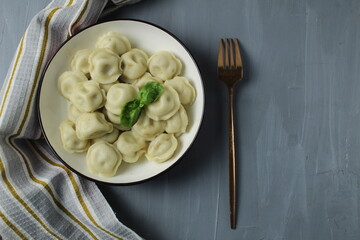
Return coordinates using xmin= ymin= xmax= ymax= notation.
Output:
xmin=36 ymin=18 xmax=206 ymax=186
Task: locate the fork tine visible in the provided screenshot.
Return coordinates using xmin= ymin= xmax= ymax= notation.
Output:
xmin=224 ymin=39 xmax=230 ymax=68
xmin=233 ymin=38 xmax=242 ymax=69
xmin=218 ymin=39 xmax=224 ymax=68
xmin=228 ymin=39 xmax=235 ymax=68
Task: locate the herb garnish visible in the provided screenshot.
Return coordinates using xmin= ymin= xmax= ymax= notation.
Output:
xmin=120 ymin=82 xmax=163 ymax=128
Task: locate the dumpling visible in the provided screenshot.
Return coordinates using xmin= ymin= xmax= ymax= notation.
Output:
xmin=75 ymin=112 xmax=113 ymax=140
xmin=132 ymin=112 xmax=165 ymax=140
xmin=120 ymin=48 xmax=148 ymax=82
xmin=122 ymin=151 xmax=145 ymax=164
xmin=115 ymin=131 xmax=147 ymax=163
xmin=92 ymin=128 xmax=120 ymax=144
xmin=95 ymin=31 xmax=131 ymax=56
xmin=69 ymin=81 xmax=105 ymax=113
xmin=86 ymin=142 xmax=122 ymax=178
xmin=67 ymin=104 xmax=82 ymax=122
xmin=103 ymin=108 xmax=120 ymax=125
xmin=147 ymin=51 xmax=182 ymax=80
xmin=57 ymin=70 xmax=88 ymax=100
xmin=71 ymin=49 xmax=93 ymax=76
xmin=145 ymin=85 xmax=180 ymax=120
xmin=164 ymin=76 xmax=196 ymax=106
xmin=113 ymin=124 xmax=130 ymax=131
xmin=165 ymin=105 xmax=188 ymax=136
xmin=133 ymin=72 xmax=163 ymax=89
xmin=59 ymin=120 xmax=90 ymax=153
xmin=103 ymin=109 xmax=130 ymax=131
xmin=89 ymin=48 xmax=123 ymax=84
xmin=99 ymin=81 xmax=118 ymax=93
xmin=146 ymin=133 xmax=178 ymax=163
xmin=105 ymin=83 xmax=138 ymax=115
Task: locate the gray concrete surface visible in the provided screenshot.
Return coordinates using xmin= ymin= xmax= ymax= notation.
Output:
xmin=1 ymin=0 xmax=360 ymax=239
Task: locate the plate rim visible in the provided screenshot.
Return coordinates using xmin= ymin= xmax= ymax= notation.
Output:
xmin=37 ymin=18 xmax=205 ymax=185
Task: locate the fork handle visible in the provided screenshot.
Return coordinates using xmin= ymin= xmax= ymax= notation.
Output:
xmin=228 ymin=86 xmax=236 ymax=229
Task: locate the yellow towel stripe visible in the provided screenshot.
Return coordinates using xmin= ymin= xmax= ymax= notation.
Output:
xmin=0 ymin=1 xmax=73 ymax=118
xmin=0 ymin=157 xmax=62 ymax=239
xmin=15 ymin=0 xmax=124 ymax=238
xmin=0 ymin=210 xmax=27 ymax=239
xmin=30 ymin=141 xmax=103 ymax=239
xmin=16 ymin=6 xmax=59 ymax=135
xmin=0 ymin=3 xmax=80 ymax=238
xmin=3 ymin=0 xmax=123 ymax=238
xmin=66 ymin=0 xmax=74 ymax=7
xmin=0 ymin=36 xmax=25 ymax=118
xmin=69 ymin=0 xmax=90 ymax=36
xmin=31 ymin=141 xmax=125 ymax=240
xmin=2 ymin=6 xmax=65 ymax=239
xmin=7 ymin=1 xmax=122 ymax=238
xmin=9 ymin=140 xmax=99 ymax=239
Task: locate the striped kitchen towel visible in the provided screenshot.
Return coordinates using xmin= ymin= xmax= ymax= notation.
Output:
xmin=0 ymin=0 xmax=142 ymax=239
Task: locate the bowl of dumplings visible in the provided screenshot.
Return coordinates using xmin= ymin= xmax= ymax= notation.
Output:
xmin=38 ymin=20 xmax=204 ymax=184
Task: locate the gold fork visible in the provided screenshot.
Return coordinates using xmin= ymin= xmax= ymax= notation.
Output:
xmin=217 ymin=38 xmax=243 ymax=229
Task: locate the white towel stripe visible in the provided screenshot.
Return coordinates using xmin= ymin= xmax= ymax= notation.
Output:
xmin=0 ymin=140 xmax=69 ymax=239
xmin=10 ymin=140 xmax=100 ymax=239
xmin=33 ymin=139 xmax=143 ymax=239
xmin=27 ymin=141 xmax=105 ymax=239
xmin=0 ymin=202 xmax=33 ymax=239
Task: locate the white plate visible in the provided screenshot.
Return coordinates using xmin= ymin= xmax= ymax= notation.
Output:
xmin=38 ymin=20 xmax=204 ymax=184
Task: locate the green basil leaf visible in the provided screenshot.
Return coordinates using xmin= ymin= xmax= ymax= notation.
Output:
xmin=119 ymin=82 xmax=163 ymax=127
xmin=120 ymin=99 xmax=142 ymax=128
xmin=139 ymin=82 xmax=164 ymax=107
